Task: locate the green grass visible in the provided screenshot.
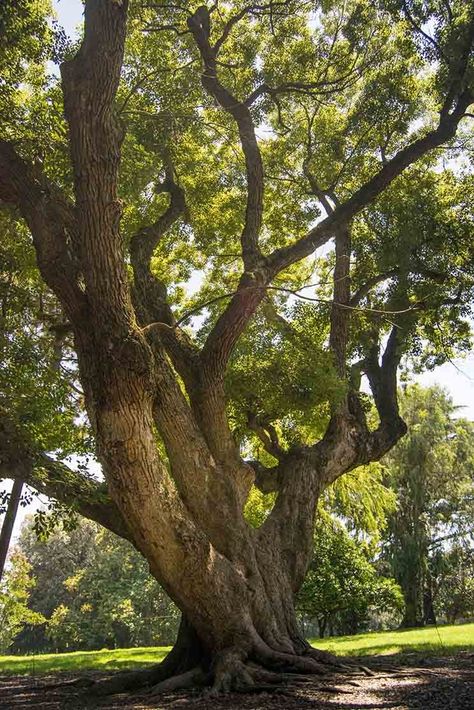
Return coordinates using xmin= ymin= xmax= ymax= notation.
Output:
xmin=0 ymin=645 xmax=171 ymax=675
xmin=0 ymin=623 xmax=472 ymax=676
xmin=311 ymin=621 xmax=474 ymax=657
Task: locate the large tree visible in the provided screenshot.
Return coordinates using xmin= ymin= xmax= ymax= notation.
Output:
xmin=1 ymin=0 xmax=474 ymax=694
xmin=382 ymin=385 xmax=474 ymax=628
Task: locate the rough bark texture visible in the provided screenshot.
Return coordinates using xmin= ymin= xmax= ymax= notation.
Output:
xmin=0 ymin=0 xmax=473 ymax=695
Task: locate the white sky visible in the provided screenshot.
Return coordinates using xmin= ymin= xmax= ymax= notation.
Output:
xmin=3 ymin=0 xmax=474 ymax=545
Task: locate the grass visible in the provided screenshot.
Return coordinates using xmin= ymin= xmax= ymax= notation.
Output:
xmin=311 ymin=621 xmax=474 ymax=657
xmin=0 ymin=622 xmax=472 ymax=676
xmin=0 ymin=645 xmax=171 ymax=675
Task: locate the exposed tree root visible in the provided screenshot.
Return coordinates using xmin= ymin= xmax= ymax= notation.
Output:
xmin=91 ymin=661 xmax=176 ymax=697
xmin=304 ymin=645 xmax=341 ymax=667
xmin=85 ymin=623 xmax=362 ymax=699
xmin=148 ymin=668 xmax=208 ymax=696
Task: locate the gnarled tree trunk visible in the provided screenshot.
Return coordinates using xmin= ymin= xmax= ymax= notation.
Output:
xmin=1 ymin=0 xmax=472 ymax=696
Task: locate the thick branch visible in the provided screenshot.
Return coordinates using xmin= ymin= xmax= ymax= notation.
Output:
xmin=362 ymin=325 xmax=407 ymax=459
xmin=267 ymin=90 xmax=473 ymax=275
xmin=0 ymin=410 xmax=131 ymax=541
xmin=60 ymin=0 xmax=132 ymax=335
xmin=0 ymin=140 xmax=86 ymax=324
xmin=188 ymin=6 xmax=264 ymax=270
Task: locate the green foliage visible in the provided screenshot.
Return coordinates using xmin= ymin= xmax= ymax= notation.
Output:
xmin=382 ymin=384 xmax=474 ymax=626
xmin=325 ymin=463 xmax=397 ymax=542
xmin=297 ymin=510 xmax=403 ymax=636
xmin=0 ymin=0 xmax=53 ymax=132
xmin=12 ymin=518 xmax=179 ymax=653
xmin=0 ymin=552 xmax=45 ymax=653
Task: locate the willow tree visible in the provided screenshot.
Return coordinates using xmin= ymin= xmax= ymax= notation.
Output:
xmin=1 ymin=0 xmax=474 ymax=694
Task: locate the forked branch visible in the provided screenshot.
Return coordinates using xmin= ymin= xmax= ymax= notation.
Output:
xmin=188 ymin=5 xmax=264 ymax=271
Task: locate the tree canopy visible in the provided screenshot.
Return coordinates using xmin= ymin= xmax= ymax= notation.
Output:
xmin=0 ymin=0 xmax=474 ymax=695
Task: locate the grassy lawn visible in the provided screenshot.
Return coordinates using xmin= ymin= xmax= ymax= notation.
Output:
xmin=312 ymin=621 xmax=474 ymax=657
xmin=0 ymin=623 xmax=472 ymax=675
xmin=0 ymin=645 xmax=171 ymax=675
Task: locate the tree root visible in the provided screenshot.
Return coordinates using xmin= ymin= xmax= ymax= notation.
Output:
xmin=148 ymin=668 xmax=208 ymax=696
xmin=305 ymin=645 xmax=342 ymax=667
xmin=84 ymin=637 xmax=360 ymax=699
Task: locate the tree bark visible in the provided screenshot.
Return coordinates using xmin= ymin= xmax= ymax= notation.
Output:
xmin=0 ymin=479 xmax=23 ymax=581
xmin=400 ymin=579 xmax=423 ymax=628
xmin=1 ymin=0 xmax=473 ymax=695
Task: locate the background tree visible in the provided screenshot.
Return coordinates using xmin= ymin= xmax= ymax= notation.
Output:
xmin=432 ymin=544 xmax=474 ymax=624
xmin=297 ymin=510 xmax=403 ymax=638
xmin=0 ymin=550 xmax=44 ymax=653
xmin=11 ymin=518 xmax=179 ymax=653
xmin=382 ymin=385 xmax=474 ymax=627
xmin=0 ymin=0 xmax=474 ymax=695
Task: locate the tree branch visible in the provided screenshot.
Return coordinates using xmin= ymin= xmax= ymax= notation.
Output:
xmin=0 ymin=140 xmax=87 ymax=324
xmin=269 ymin=94 xmax=473 ymax=276
xmin=329 ymin=225 xmax=351 ymax=376
xmin=247 ymin=412 xmax=285 ymax=461
xmin=129 ymin=157 xmax=198 ymax=384
xmin=362 ymin=326 xmax=408 ymax=459
xmin=188 ymin=5 xmax=264 ymax=271
xmin=0 ymin=410 xmax=131 ymax=542
xmin=60 ymin=0 xmax=132 ymax=335
xmin=350 ymin=270 xmax=399 ymax=306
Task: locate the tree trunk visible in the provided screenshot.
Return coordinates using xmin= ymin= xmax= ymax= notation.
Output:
xmin=400 ymin=580 xmax=423 ymax=628
xmin=91 ymin=455 xmax=341 ymax=695
xmin=423 ymin=570 xmax=437 ymax=626
xmin=0 ymin=479 xmax=23 ymax=581
xmin=95 ymin=547 xmax=338 ymax=696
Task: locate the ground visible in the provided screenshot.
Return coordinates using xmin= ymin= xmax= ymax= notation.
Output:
xmin=1 ymin=625 xmax=473 ymax=709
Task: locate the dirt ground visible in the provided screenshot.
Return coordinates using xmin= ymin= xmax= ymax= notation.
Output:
xmin=1 ymin=653 xmax=473 ymax=710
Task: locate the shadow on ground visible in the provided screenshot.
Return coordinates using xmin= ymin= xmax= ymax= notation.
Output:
xmin=0 ymin=654 xmax=472 ymax=710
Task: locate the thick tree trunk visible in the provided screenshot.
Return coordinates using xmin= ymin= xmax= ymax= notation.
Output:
xmin=92 ymin=459 xmax=339 ymax=695
xmin=96 ymin=561 xmax=338 ymax=696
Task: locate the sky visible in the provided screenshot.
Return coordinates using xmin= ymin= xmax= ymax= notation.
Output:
xmin=3 ymin=0 xmax=474 ymax=543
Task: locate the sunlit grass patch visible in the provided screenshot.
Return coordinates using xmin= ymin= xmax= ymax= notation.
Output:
xmin=0 ymin=622 xmax=472 ymax=676
xmin=311 ymin=621 xmax=474 ymax=657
